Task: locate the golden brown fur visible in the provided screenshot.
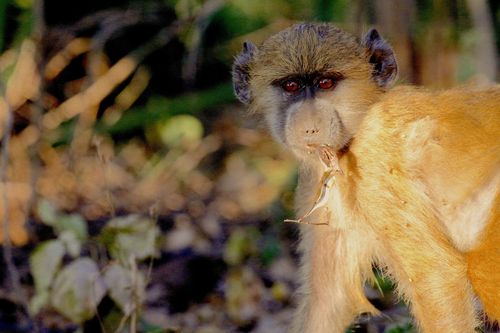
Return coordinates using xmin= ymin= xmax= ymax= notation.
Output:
xmin=297 ymin=87 xmax=499 ymax=332
xmin=232 ymin=23 xmax=500 ymax=332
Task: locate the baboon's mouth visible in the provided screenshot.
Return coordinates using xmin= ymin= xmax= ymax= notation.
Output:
xmin=305 ymin=143 xmax=327 ymax=152
xmin=312 ymin=144 xmax=344 ymax=175
xmin=316 ymin=145 xmax=338 ymax=169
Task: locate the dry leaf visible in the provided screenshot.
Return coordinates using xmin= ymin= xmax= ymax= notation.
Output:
xmin=285 ymin=145 xmax=341 ymax=225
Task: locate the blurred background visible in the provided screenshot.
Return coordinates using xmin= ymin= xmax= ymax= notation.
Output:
xmin=0 ymin=0 xmax=498 ymax=332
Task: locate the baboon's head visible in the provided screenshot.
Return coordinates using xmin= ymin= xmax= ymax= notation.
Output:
xmin=232 ymin=23 xmax=397 ymax=162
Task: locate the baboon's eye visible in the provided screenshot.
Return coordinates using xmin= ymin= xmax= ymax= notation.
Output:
xmin=318 ymin=77 xmax=335 ymax=90
xmin=282 ymin=80 xmax=301 ymax=93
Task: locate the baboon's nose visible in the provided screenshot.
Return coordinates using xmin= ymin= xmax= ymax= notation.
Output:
xmin=303 ymin=127 xmax=324 ymax=145
xmin=304 ymin=128 xmax=320 ymax=135
xmin=286 ymin=102 xmax=331 ymax=149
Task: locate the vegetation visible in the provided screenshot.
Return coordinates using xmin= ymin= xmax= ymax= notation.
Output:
xmin=0 ymin=0 xmax=497 ymax=332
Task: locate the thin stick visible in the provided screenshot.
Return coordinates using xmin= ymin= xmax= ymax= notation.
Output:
xmin=284 ymin=219 xmax=329 ymax=226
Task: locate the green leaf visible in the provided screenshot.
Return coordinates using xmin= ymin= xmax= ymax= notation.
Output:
xmin=223 ymin=228 xmax=259 ymax=266
xmin=29 ymin=290 xmax=49 ymax=316
xmin=36 ymin=199 xmax=58 ymax=226
xmin=385 ymin=322 xmax=415 ymax=333
xmin=259 ymin=235 xmax=281 ymax=266
xmin=55 ymin=214 xmax=88 ymax=242
xmin=374 ymin=270 xmax=395 ymax=294
xmin=36 ymin=200 xmax=88 ymax=242
xmin=12 ymin=3 xmax=33 ymax=46
xmin=30 ymin=239 xmax=65 ymax=293
xmin=103 ymin=262 xmax=145 ymax=315
xmin=101 ymin=215 xmax=160 ymax=261
xmin=14 ymin=0 xmax=31 ymax=9
xmin=51 ymin=258 xmax=107 ymax=324
xmin=154 ymin=114 xmax=204 ymax=148
xmin=59 ymin=230 xmax=82 ymax=258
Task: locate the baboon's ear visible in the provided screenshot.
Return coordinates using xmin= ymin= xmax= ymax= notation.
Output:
xmin=363 ymin=29 xmax=398 ymax=88
xmin=232 ymin=41 xmax=256 ymax=104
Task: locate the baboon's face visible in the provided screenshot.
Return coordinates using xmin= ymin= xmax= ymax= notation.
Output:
xmin=232 ymin=23 xmax=397 ymax=161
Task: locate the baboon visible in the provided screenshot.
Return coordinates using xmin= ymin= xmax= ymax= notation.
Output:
xmin=232 ymin=23 xmax=500 ymax=332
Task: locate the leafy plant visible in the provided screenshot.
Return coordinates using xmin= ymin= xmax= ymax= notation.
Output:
xmin=30 ymin=200 xmax=159 ymax=327
xmin=385 ymin=322 xmax=415 ymax=333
